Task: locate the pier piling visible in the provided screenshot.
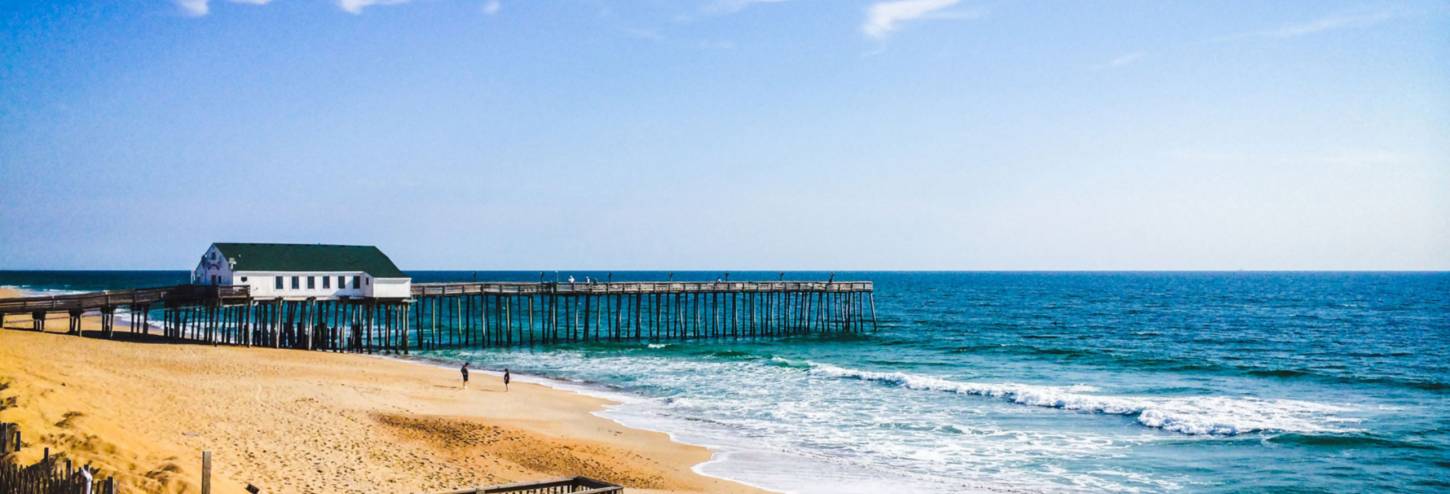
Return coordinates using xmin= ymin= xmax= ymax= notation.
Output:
xmin=0 ymin=281 xmax=874 ymax=353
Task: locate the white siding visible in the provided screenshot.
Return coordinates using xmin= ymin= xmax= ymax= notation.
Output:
xmin=232 ymin=271 xmax=375 ymax=300
xmin=369 ymin=277 xmax=412 ymax=298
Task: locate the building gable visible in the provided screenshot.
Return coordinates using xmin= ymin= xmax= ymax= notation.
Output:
xmin=195 ymin=244 xmax=233 ymax=284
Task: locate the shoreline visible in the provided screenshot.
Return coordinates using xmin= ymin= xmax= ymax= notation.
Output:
xmin=0 ymin=286 xmax=995 ymax=494
xmin=0 ymin=286 xmax=770 ymax=494
xmin=393 ymin=354 xmax=1011 ymax=494
xmin=387 ymin=354 xmax=788 ymax=494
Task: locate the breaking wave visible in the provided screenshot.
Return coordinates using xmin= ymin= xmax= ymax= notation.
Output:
xmin=797 ymin=360 xmax=1360 ymax=436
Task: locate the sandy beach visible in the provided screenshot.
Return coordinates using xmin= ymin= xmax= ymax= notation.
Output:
xmin=0 ymin=288 xmax=765 ymax=494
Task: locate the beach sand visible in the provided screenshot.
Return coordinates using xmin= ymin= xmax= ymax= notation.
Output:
xmin=0 ymin=289 xmax=766 ymax=494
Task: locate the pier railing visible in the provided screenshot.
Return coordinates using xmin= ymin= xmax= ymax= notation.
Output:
xmin=0 ymin=280 xmax=875 ymax=353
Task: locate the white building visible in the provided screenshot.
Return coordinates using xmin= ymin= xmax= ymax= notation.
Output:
xmin=193 ymin=242 xmax=411 ymax=300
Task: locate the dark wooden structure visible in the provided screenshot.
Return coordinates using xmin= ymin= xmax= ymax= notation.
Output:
xmin=439 ymin=476 xmax=623 ymax=494
xmin=0 ymin=281 xmax=875 ymax=354
xmin=0 ymin=423 xmax=116 ymax=494
xmin=0 ymin=285 xmax=247 ymax=337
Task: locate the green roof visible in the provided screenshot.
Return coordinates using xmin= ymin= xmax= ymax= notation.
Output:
xmin=212 ymin=243 xmax=407 ymax=278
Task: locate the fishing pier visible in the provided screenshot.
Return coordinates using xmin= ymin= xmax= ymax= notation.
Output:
xmin=0 ymin=280 xmax=876 ymax=353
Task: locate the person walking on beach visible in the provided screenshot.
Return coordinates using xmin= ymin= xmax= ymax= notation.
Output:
xmin=503 ymin=368 xmax=511 ymax=392
xmin=461 ymin=362 xmax=470 ymax=389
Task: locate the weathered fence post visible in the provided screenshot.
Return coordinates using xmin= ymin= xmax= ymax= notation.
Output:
xmin=202 ymin=450 xmax=212 ymax=494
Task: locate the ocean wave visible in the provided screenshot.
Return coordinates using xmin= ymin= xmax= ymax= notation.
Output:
xmin=801 ymin=361 xmax=1359 ymax=436
xmin=765 ymin=356 xmax=813 ymax=369
xmin=692 ymin=349 xmax=754 ymax=359
xmin=1264 ymin=432 xmax=1442 ymax=451
xmin=1239 ymin=366 xmax=1449 ymax=392
xmin=0 ymin=286 xmax=89 ymax=297
xmin=948 ymin=343 xmax=1449 ymax=392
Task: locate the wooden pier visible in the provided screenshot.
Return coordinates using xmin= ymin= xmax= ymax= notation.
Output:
xmin=0 ymin=281 xmax=875 ymax=354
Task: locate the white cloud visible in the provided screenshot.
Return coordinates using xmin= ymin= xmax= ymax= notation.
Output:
xmin=1097 ymin=51 xmax=1144 ymax=69
xmin=175 ymin=0 xmax=209 ymax=17
xmin=863 ymin=0 xmax=973 ymax=39
xmin=706 ymin=0 xmax=791 ymax=15
xmin=482 ymin=0 xmax=501 ymax=15
xmin=337 ymin=0 xmax=414 ymax=15
xmin=173 ymin=0 xmax=281 ymax=17
xmin=1229 ymin=11 xmax=1396 ymax=40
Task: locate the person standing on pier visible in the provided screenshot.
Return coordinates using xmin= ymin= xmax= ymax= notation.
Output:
xmin=461 ymin=362 xmax=470 ymax=389
xmin=503 ymin=368 xmax=511 ymax=392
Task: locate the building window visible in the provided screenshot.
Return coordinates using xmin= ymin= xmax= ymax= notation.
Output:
xmin=365 ymin=277 xmax=370 ymax=286
xmin=339 ymin=276 xmax=347 ymax=289
xmin=307 ymin=276 xmax=316 ymax=289
xmin=291 ymin=276 xmax=300 ymax=289
xmin=322 ymin=276 xmax=330 ymax=289
xmin=353 ymin=275 xmax=361 ymax=288
xmin=240 ymin=276 xmax=248 ymax=283
xmin=275 ymin=277 xmax=283 ymax=289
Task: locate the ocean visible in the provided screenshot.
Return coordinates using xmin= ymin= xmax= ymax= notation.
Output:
xmin=3 ymin=271 xmax=1447 ymax=493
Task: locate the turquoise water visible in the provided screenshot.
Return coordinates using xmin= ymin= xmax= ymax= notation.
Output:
xmin=4 ymin=271 xmax=1447 ymax=492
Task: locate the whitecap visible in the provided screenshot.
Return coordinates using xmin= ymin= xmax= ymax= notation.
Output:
xmin=803 ymin=362 xmax=1358 ymax=436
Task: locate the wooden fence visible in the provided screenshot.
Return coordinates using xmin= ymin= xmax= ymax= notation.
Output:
xmin=0 ymin=422 xmax=18 ymax=456
xmin=0 ymin=423 xmax=116 ymax=494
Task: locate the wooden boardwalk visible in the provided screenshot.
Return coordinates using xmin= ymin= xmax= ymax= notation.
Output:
xmin=0 ymin=281 xmax=876 ymax=353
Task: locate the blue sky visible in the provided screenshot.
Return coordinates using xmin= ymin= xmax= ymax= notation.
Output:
xmin=1 ymin=0 xmax=1446 ymax=270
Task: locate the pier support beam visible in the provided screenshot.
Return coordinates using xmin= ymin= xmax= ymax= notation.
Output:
xmin=68 ymin=309 xmax=83 ymax=335
xmin=101 ymin=306 xmax=116 ymax=338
